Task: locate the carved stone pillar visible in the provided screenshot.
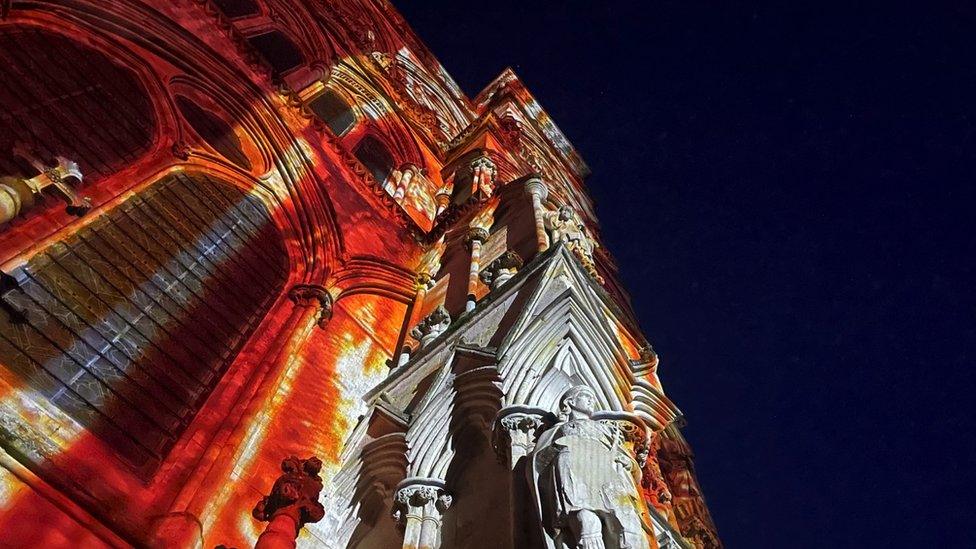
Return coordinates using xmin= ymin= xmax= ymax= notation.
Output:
xmin=252 ymin=456 xmax=326 ymax=549
xmin=464 ymin=227 xmax=489 ymax=312
xmin=492 ymin=407 xmax=547 ymax=469
xmin=434 ymin=186 xmax=451 ymax=216
xmin=392 ymin=483 xmax=453 ymax=549
xmin=524 ymin=177 xmax=550 ymax=252
xmin=393 ymin=163 xmax=418 ymax=202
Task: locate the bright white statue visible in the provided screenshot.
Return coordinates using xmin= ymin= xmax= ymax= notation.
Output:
xmin=543 ymin=205 xmax=604 ymax=283
xmin=531 ymin=385 xmax=653 ymax=549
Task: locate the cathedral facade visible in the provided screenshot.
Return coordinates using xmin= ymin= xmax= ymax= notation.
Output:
xmin=0 ymin=1 xmax=720 ymax=547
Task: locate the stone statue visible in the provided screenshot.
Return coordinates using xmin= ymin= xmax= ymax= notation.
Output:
xmin=543 ymin=206 xmax=603 ymax=283
xmin=531 ymin=386 xmax=653 ymax=549
xmin=252 ymin=456 xmax=326 ymax=549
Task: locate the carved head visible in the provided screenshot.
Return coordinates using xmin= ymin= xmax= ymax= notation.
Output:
xmin=557 ymin=205 xmax=574 ymax=221
xmin=559 ymin=385 xmax=597 ymax=420
xmin=281 ymin=456 xmax=303 ymax=474
xmin=303 ymin=456 xmax=323 ymax=478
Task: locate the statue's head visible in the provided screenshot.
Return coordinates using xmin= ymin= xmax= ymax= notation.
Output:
xmin=281 ymin=456 xmax=303 ymax=474
xmin=303 ymin=456 xmax=323 ymax=477
xmin=557 ymin=205 xmax=573 ymax=221
xmin=559 ymin=385 xmax=597 ymax=420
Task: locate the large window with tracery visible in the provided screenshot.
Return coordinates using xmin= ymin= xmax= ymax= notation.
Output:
xmin=0 ymin=173 xmax=287 ymax=473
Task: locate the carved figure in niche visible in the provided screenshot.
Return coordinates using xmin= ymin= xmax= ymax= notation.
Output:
xmin=410 ymin=305 xmax=451 ymax=348
xmin=544 ymin=205 xmax=603 ymax=283
xmin=531 ymin=386 xmax=652 ymax=549
xmin=252 ymin=456 xmax=326 ymax=549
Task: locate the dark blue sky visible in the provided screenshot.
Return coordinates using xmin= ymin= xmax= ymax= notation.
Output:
xmin=397 ymin=1 xmax=975 ymax=547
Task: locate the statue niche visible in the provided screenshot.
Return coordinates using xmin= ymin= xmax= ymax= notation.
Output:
xmin=531 ymin=386 xmax=653 ymax=549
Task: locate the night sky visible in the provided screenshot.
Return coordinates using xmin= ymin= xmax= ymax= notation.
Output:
xmin=397 ymin=1 xmax=975 ymax=547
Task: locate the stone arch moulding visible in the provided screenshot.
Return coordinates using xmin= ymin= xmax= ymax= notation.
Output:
xmin=168 ymin=77 xmax=272 ymax=176
xmin=331 ymin=257 xmax=418 ymax=306
xmin=0 ymin=15 xmax=177 ymax=184
xmin=328 ymin=62 xmax=427 ymax=167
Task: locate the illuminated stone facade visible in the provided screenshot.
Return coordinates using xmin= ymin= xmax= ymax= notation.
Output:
xmin=0 ymin=1 xmax=719 ymax=548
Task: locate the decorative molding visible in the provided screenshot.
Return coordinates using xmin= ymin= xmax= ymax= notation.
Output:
xmin=287 ymin=283 xmax=333 ymax=328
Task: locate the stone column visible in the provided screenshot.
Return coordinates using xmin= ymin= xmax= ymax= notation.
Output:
xmin=434 ymin=187 xmax=451 ymax=217
xmin=524 ymin=177 xmax=550 ymax=252
xmin=149 ymin=285 xmax=332 ymax=548
xmin=493 ymin=408 xmax=547 ymax=469
xmin=463 ymin=227 xmax=489 ymax=312
xmin=393 ymin=164 xmax=418 ymax=203
xmin=393 ymin=483 xmax=452 ymax=549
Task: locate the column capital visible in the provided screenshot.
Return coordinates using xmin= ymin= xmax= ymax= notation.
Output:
xmin=463 ymin=227 xmax=489 ymax=248
xmin=409 ymin=305 xmax=451 ymax=349
xmin=287 ymin=284 xmax=333 ymax=328
xmin=492 ymin=406 xmax=551 ymax=467
xmin=469 ymin=154 xmax=496 ymax=172
xmin=479 ymin=250 xmax=523 ymax=290
xmin=524 ymin=176 xmax=548 ymax=201
xmin=415 ymin=272 xmax=434 ymax=290
xmin=252 ymin=456 xmax=325 ymax=548
xmin=391 ymin=481 xmax=452 ymax=526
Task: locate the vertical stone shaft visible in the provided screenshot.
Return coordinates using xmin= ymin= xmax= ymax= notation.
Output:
xmin=524 ymin=177 xmax=550 ymax=252
xmin=150 ymin=284 xmax=331 ymax=548
xmin=394 ymin=164 xmax=417 ymax=202
xmin=402 ymin=508 xmax=424 ymax=547
xmin=464 ymin=228 xmax=488 ymax=312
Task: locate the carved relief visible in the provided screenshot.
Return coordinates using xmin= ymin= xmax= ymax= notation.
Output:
xmin=0 ymin=156 xmax=89 ymax=227
xmin=479 ymin=250 xmax=524 ymax=290
xmin=641 ymin=437 xmax=674 ymax=516
xmin=252 ymin=456 xmax=326 ymax=548
xmin=410 ymin=305 xmax=451 ymax=348
xmin=531 ymin=385 xmax=653 ymax=549
xmin=657 ymin=435 xmax=722 ymax=549
xmin=544 ymin=205 xmax=603 ymax=284
xmin=469 ymin=154 xmax=497 ymax=199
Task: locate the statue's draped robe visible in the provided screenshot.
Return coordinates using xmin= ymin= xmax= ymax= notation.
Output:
xmin=532 ymin=419 xmax=653 ymax=549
